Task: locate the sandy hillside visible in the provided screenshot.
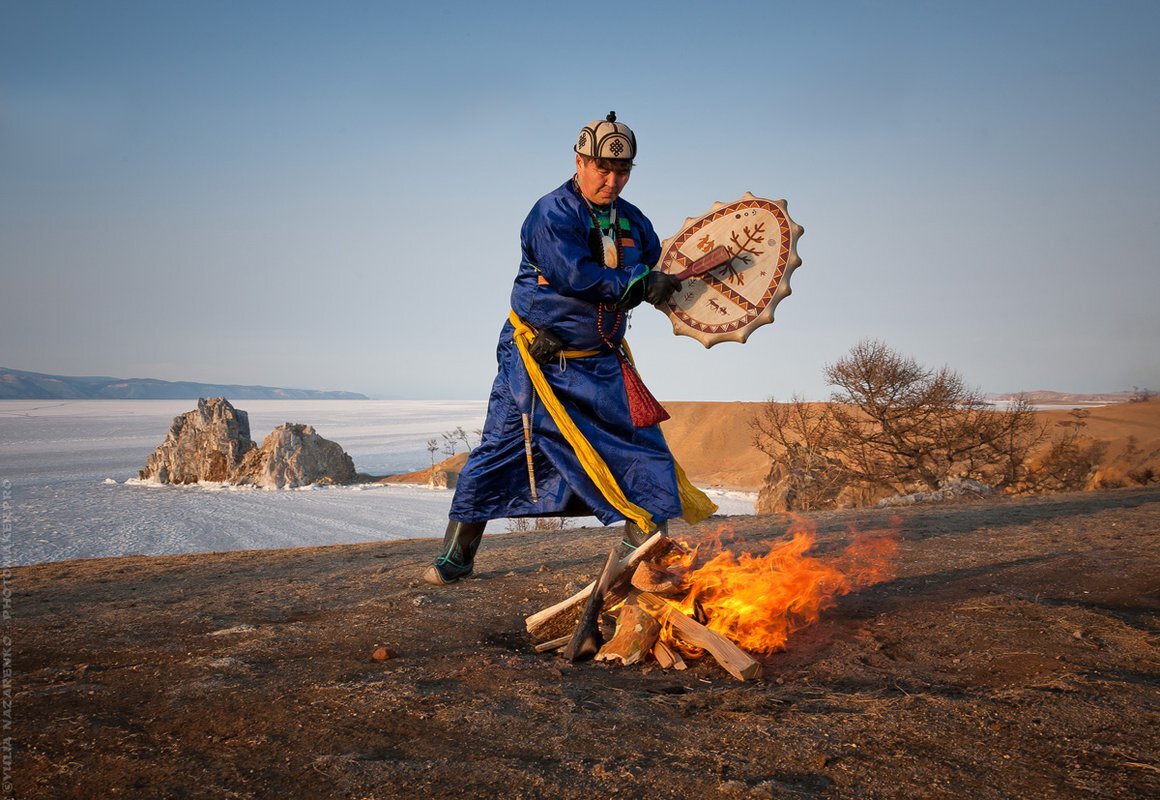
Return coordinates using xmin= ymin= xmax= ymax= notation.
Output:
xmin=11 ymin=487 xmax=1159 ymax=799
xmin=385 ymin=399 xmax=1160 ymax=496
xmin=381 ymin=401 xmax=769 ymax=491
xmin=661 ymin=401 xmax=768 ymax=491
xmin=663 ymin=398 xmax=1160 ymax=493
xmin=1040 ymin=398 xmax=1160 ymax=449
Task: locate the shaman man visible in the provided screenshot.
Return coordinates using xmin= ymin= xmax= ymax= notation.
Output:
xmin=424 ymin=112 xmax=715 ymax=585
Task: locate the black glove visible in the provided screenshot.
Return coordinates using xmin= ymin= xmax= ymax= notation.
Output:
xmin=643 ymin=271 xmax=682 ymax=306
xmin=528 ymin=328 xmax=564 ymax=365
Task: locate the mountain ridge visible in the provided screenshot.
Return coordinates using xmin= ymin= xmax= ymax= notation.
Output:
xmin=0 ymin=367 xmax=368 ymax=400
xmin=988 ymin=389 xmax=1137 ymax=404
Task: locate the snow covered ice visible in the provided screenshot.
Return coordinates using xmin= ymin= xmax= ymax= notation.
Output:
xmin=1 ymin=400 xmax=755 ymax=566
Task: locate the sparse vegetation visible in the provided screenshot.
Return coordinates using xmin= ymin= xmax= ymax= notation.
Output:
xmin=439 ymin=426 xmax=479 ymax=457
xmin=750 ymin=395 xmax=849 ymax=511
xmin=752 ymin=340 xmax=1043 ymax=510
xmin=750 ymin=339 xmax=1139 ymax=512
xmin=1129 ymin=385 xmax=1154 ymax=403
xmin=1024 ymin=409 xmax=1107 ymax=493
xmin=505 ymin=517 xmax=573 ymax=533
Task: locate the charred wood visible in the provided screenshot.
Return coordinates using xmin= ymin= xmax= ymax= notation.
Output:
xmin=563 ymin=546 xmax=623 ymax=661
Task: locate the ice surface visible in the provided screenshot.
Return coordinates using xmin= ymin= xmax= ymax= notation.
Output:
xmin=0 ymin=400 xmax=755 ymax=566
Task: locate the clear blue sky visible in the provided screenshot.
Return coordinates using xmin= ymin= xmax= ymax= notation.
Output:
xmin=2 ymin=0 xmax=1157 ymax=401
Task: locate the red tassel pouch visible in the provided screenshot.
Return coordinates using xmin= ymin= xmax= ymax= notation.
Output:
xmin=617 ymin=352 xmax=670 ymax=428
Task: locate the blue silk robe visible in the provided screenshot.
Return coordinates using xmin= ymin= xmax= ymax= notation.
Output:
xmin=448 ymin=179 xmax=684 ymax=525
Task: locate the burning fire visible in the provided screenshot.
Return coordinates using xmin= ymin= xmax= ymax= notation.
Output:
xmin=660 ymin=517 xmax=898 ymax=656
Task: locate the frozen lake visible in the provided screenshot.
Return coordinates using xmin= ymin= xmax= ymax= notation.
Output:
xmin=0 ymin=400 xmax=755 ymax=566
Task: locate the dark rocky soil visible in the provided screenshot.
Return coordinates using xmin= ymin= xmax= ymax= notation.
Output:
xmin=10 ymin=487 xmax=1160 ymax=799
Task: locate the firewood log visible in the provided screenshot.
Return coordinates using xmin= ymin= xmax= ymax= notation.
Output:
xmin=594 ymin=598 xmax=661 ymax=666
xmin=563 ymin=546 xmax=622 ymax=661
xmin=652 ymin=639 xmax=687 ymax=670
xmin=630 ymin=561 xmax=679 ymax=595
xmin=525 ymin=533 xmax=672 ymax=641
xmin=532 ymin=635 xmax=570 ymax=654
xmin=633 ymin=590 xmax=762 ymax=681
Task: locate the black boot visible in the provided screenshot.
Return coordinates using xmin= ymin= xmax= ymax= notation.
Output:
xmin=622 ymin=519 xmax=668 ymax=548
xmin=423 ymin=520 xmax=486 ymax=586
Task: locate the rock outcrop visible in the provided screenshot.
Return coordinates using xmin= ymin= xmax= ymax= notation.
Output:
xmin=757 ymin=459 xmax=996 ymax=513
xmin=232 ymin=423 xmax=357 ymax=489
xmin=138 ymin=398 xmax=357 ymax=488
xmin=876 ymin=478 xmax=994 ymax=508
xmin=754 ymin=461 xmax=869 ymax=514
xmin=754 ymin=462 xmax=795 ymax=515
xmin=138 ymin=397 xmax=255 ymax=484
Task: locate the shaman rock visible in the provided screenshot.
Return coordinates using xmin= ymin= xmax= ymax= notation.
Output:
xmin=138 ymin=397 xmax=255 ymax=483
xmin=230 ymin=423 xmax=357 ymax=489
xmin=426 ymin=468 xmax=459 ymax=490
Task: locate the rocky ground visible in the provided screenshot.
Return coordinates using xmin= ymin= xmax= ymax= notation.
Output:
xmin=11 ymin=487 xmax=1160 ymax=799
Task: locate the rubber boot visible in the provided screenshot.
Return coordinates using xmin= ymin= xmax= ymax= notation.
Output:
xmin=622 ymin=519 xmax=668 ymax=549
xmin=423 ymin=520 xmax=486 ymax=586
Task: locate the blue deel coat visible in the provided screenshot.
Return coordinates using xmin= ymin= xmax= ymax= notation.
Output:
xmin=448 ymin=178 xmax=684 ymax=525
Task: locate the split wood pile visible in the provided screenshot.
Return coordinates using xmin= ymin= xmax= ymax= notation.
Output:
xmin=524 ymin=533 xmax=762 ymax=681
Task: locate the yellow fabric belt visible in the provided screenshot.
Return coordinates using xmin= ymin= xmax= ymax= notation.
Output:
xmin=508 ymin=310 xmax=717 ymax=532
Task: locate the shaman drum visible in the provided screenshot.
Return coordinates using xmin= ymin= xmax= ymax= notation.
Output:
xmin=657 ymin=193 xmax=804 ymax=348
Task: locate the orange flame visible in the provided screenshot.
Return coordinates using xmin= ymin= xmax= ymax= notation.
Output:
xmin=660 ymin=518 xmax=898 ymax=656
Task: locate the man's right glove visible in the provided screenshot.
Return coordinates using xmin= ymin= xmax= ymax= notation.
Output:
xmin=643 ymin=271 xmax=682 ymax=306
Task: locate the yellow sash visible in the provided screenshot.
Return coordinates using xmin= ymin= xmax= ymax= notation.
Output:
xmin=508 ymin=311 xmax=717 ymax=532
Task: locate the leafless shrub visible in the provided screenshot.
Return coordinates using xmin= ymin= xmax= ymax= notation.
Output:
xmin=1027 ymin=410 xmax=1107 ymax=491
xmin=505 ymin=517 xmax=572 ymax=533
xmin=749 ymin=395 xmax=852 ymax=510
xmin=1127 ymin=465 xmax=1156 ymax=484
xmin=1119 ymin=436 xmax=1155 ymax=484
xmin=1129 ymin=386 xmax=1154 ymax=403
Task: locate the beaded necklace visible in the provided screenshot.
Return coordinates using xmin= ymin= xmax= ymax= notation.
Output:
xmin=574 ymin=176 xmax=626 ymax=347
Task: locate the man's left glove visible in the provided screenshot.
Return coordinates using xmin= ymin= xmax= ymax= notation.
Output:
xmin=643 ymin=271 xmax=682 ymax=306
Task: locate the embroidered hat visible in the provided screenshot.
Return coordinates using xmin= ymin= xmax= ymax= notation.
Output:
xmin=575 ymin=111 xmax=637 ymax=161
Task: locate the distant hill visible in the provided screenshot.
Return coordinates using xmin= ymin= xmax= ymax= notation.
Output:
xmin=0 ymin=368 xmax=368 ymax=400
xmin=989 ymin=390 xmax=1136 ymax=405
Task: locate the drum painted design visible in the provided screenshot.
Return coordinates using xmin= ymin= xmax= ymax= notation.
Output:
xmin=658 ymin=193 xmax=803 ymax=348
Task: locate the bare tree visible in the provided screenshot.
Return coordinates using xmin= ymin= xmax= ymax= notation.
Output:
xmin=452 ymin=425 xmax=473 ymax=452
xmin=823 ymin=340 xmax=1041 ymax=493
xmin=752 ymin=340 xmax=1044 ymax=510
xmin=440 ymin=431 xmax=459 ymax=458
xmin=426 ymin=438 xmax=439 ymax=477
xmin=749 ymin=395 xmax=850 ymax=510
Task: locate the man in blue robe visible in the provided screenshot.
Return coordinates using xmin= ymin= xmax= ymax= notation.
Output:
xmin=424 ymin=112 xmax=706 ymax=586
